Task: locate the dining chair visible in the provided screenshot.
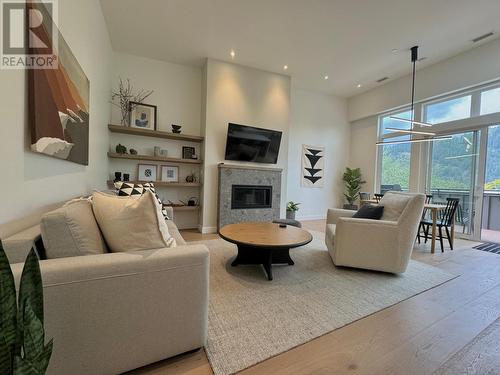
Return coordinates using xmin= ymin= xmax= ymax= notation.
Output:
xmin=420 ymin=197 xmax=459 ymax=252
xmin=374 ymin=193 xmax=384 ymax=203
xmin=416 ymin=194 xmax=433 ymax=244
xmin=359 ymin=192 xmax=371 ymax=201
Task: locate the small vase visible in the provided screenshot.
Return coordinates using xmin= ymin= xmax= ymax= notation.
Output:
xmin=286 ymin=211 xmax=295 ymax=220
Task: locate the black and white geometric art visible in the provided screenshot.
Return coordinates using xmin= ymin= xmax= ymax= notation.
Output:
xmin=301 ymin=144 xmax=324 ymax=188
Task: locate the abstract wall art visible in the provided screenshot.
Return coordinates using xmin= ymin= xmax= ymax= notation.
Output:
xmin=301 ymin=144 xmax=324 ymax=188
xmin=27 ymin=1 xmax=90 ymax=165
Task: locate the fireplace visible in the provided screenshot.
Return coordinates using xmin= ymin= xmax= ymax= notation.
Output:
xmin=231 ymin=185 xmax=272 ymax=209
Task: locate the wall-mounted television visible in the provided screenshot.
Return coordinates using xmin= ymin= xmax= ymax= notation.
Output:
xmin=224 ymin=123 xmax=282 ymax=164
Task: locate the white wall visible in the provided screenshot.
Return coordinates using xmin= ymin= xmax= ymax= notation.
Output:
xmin=287 ymin=87 xmax=350 ymax=219
xmin=201 ymin=59 xmax=291 ymax=232
xmin=349 ymin=116 xmax=378 ymax=193
xmin=109 ymin=53 xmax=203 ymax=228
xmin=348 ymin=37 xmax=500 ymax=122
xmin=0 ymin=0 xmax=112 ymax=225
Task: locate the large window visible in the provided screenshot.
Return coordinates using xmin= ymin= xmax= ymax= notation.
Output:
xmin=378 ymin=111 xmax=412 ymax=191
xmin=425 ymin=95 xmax=471 ymax=124
xmin=480 ymin=87 xmax=500 ymax=115
xmin=485 ymin=125 xmax=500 ymax=190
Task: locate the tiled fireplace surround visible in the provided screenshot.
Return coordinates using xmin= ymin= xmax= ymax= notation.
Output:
xmin=217 ymin=163 xmax=282 ymax=229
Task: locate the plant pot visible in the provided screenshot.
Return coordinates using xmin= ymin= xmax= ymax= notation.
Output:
xmin=286 ymin=211 xmax=296 ymax=220
xmin=343 ymin=204 xmax=358 ymax=210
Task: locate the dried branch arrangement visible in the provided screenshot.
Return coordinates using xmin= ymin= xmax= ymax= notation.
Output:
xmin=111 ymin=77 xmax=154 ymax=125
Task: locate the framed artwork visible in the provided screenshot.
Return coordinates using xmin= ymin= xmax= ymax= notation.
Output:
xmin=161 ymin=165 xmax=179 ymax=183
xmin=301 ymin=144 xmax=325 ymax=188
xmin=27 ymin=1 xmax=90 ymax=165
xmin=182 ymin=146 xmax=196 ymax=159
xmin=137 ymin=164 xmax=157 ymax=182
xmin=129 ymin=102 xmax=157 ymax=130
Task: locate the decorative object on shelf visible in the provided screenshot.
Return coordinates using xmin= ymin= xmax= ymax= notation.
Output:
xmin=301 ymin=144 xmax=324 ymax=188
xmin=182 ymin=146 xmax=196 ymax=159
xmin=172 ymin=124 xmax=182 ymax=133
xmin=123 ymin=173 xmax=130 ymax=182
xmin=187 ymin=197 xmax=198 ymax=206
xmin=111 ymin=77 xmax=153 ymax=126
xmin=116 ymin=144 xmax=127 ymax=154
xmin=28 ymin=0 xmax=89 ymax=166
xmin=129 ymin=148 xmax=138 ymax=155
xmin=114 ymin=172 xmax=122 ymax=182
xmin=0 ymin=241 xmax=54 ymax=374
xmin=185 ymin=172 xmax=197 ymax=183
xmin=165 ymin=200 xmax=185 ymax=207
xmin=342 ymin=167 xmax=366 ymax=210
xmin=130 ymin=102 xmax=157 ymax=130
xmin=160 ymin=165 xmax=179 ymax=183
xmin=137 ymin=164 xmax=157 ymax=182
xmin=286 ymin=201 xmax=300 ymax=220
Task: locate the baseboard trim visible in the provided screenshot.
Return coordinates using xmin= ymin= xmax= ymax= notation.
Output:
xmin=201 ymin=226 xmax=217 ymax=234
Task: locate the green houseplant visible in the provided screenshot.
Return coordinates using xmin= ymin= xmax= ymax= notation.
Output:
xmin=0 ymin=241 xmax=53 ymax=375
xmin=286 ymin=201 xmax=300 ymax=220
xmin=342 ymin=167 xmax=366 ymax=210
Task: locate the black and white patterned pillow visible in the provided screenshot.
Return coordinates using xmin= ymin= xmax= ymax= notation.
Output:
xmin=114 ymin=182 xmax=170 ymax=220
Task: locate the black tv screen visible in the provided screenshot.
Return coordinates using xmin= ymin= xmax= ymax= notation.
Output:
xmin=224 ymin=123 xmax=282 ymax=164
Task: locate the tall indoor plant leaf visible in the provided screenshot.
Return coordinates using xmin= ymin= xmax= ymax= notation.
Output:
xmin=0 ymin=242 xmax=17 ymax=373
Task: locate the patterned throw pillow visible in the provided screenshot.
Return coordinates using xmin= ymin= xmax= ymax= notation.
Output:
xmin=114 ymin=182 xmax=170 ymax=220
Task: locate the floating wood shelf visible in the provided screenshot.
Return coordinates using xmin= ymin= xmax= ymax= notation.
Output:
xmin=108 ymin=124 xmax=204 ymax=143
xmin=169 ymin=205 xmax=200 ymax=211
xmin=107 ymin=180 xmax=201 ymax=188
xmin=108 ymin=152 xmax=202 ymax=165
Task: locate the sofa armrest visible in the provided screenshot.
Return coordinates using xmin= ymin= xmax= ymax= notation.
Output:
xmin=10 ymin=244 xmax=209 ymax=375
xmin=326 ymin=208 xmax=355 ymax=224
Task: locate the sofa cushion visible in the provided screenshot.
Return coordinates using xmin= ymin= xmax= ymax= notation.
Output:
xmin=41 ymin=198 xmax=107 ymax=259
xmin=379 ymin=193 xmax=411 ymax=222
xmin=114 ymin=181 xmax=170 ymax=220
xmin=352 ymin=204 xmax=384 ymax=220
xmin=166 ymin=220 xmax=187 ymax=246
xmin=92 ymin=191 xmax=176 ymax=252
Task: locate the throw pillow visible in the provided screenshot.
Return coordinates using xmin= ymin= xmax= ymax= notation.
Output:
xmin=91 ymin=191 xmax=176 ymax=252
xmin=114 ymin=181 xmax=170 ymax=220
xmin=352 ymin=204 xmax=384 ymax=220
xmin=41 ymin=198 xmax=107 ymax=259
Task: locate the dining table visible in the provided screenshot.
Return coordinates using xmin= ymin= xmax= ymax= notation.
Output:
xmin=360 ymin=199 xmax=452 ymax=253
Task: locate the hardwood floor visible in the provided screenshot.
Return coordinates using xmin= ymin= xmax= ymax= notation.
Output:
xmin=129 ymin=220 xmax=500 ymax=375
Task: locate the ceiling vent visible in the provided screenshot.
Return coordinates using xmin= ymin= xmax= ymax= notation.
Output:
xmin=376 ymin=76 xmax=389 ymax=83
xmin=472 ymin=32 xmax=494 ymax=43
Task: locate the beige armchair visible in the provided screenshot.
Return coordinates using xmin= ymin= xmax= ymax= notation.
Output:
xmin=325 ymin=192 xmax=425 ymax=273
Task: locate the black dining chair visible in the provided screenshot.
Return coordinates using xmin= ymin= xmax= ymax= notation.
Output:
xmin=374 ymin=193 xmax=384 ymax=203
xmin=417 ymin=194 xmax=433 ymax=244
xmin=419 ymin=198 xmax=459 ymax=252
xmin=359 ymin=192 xmax=371 ymax=201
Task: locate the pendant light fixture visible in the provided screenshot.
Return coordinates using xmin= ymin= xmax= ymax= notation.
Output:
xmin=377 ymin=46 xmax=449 ymax=146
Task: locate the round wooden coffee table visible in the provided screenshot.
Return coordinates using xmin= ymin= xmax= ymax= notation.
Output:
xmin=219 ymin=222 xmax=313 ymax=281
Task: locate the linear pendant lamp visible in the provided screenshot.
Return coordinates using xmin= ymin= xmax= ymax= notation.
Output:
xmin=376 ymin=135 xmax=452 ymax=146
xmin=377 ymin=45 xmax=446 ymax=146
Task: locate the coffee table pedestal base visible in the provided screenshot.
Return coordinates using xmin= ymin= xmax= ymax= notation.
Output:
xmin=231 ymin=245 xmax=294 ymax=281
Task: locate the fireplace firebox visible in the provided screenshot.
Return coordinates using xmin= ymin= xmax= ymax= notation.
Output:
xmin=231 ymin=185 xmax=272 ymax=209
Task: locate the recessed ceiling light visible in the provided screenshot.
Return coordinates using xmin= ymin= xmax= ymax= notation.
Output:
xmin=391 ymin=48 xmax=399 ymax=53
xmin=230 ymin=49 xmax=235 ymax=59
xmin=324 ymin=75 xmax=329 ymax=80
xmin=357 ymin=84 xmax=362 ymax=88
xmin=283 ymin=65 xmax=288 ymax=70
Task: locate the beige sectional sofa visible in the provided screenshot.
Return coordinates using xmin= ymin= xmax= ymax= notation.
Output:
xmin=1 ymin=202 xmax=210 ymax=375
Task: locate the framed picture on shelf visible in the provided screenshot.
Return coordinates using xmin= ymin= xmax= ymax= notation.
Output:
xmin=137 ymin=164 xmax=157 ymax=182
xmin=129 ymin=102 xmax=157 ymax=130
xmin=161 ymin=165 xmax=179 ymax=183
xmin=182 ymin=146 xmax=196 ymax=159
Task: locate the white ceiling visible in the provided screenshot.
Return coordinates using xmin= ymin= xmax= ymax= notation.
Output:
xmin=100 ymin=0 xmax=500 ymax=98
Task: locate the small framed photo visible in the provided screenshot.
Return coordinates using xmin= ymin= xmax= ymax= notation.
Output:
xmin=129 ymin=102 xmax=157 ymax=130
xmin=137 ymin=164 xmax=157 ymax=182
xmin=182 ymin=146 xmax=196 ymax=159
xmin=161 ymin=165 xmax=179 ymax=183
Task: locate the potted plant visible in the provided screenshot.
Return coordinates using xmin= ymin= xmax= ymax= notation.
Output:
xmin=342 ymin=167 xmax=366 ymax=210
xmin=286 ymin=201 xmax=300 ymax=220
xmin=0 ymin=242 xmax=53 ymax=374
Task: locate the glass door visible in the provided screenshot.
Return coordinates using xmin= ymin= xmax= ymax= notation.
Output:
xmin=481 ymin=125 xmax=500 ymax=243
xmin=427 ymin=131 xmax=480 ymax=239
